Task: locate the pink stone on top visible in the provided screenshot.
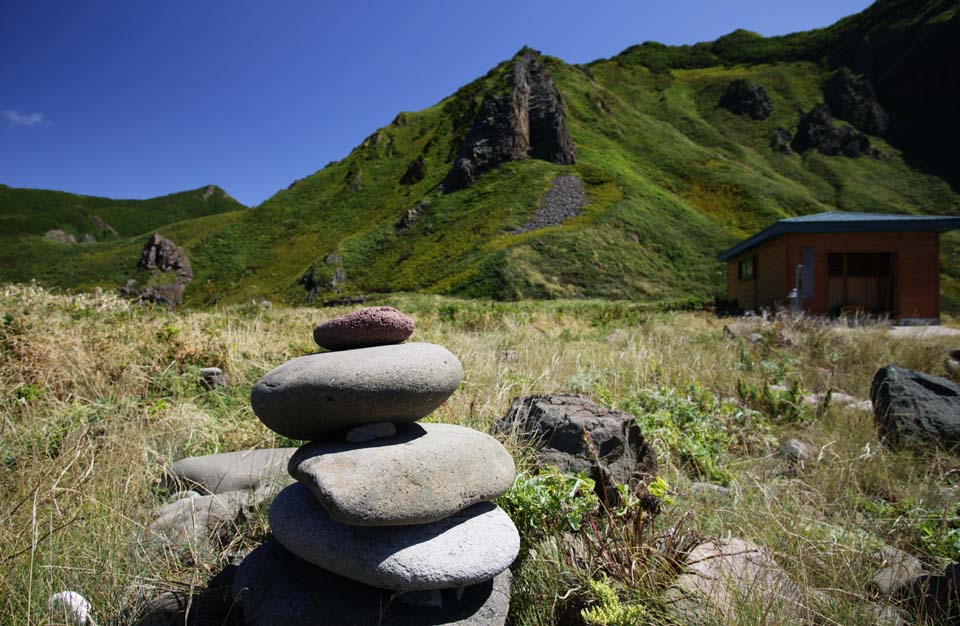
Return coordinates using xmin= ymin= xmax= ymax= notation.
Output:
xmin=313 ymin=306 xmax=415 ymax=351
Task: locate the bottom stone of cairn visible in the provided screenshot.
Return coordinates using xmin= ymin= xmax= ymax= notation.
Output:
xmin=231 ymin=541 xmax=511 ymax=626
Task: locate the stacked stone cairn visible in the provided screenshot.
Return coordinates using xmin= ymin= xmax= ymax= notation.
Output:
xmin=232 ymin=306 xmax=520 ymax=626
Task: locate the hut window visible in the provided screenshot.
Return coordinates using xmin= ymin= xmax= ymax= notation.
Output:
xmin=738 ymin=257 xmax=755 ymax=280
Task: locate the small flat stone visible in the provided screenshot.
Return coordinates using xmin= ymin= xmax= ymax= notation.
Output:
xmin=269 ymin=483 xmax=519 ymax=590
xmin=779 ymin=438 xmax=818 ymax=464
xmin=147 ymin=490 xmax=253 ymax=548
xmin=344 ymin=421 xmax=397 ymax=443
xmin=313 ymin=306 xmax=414 ymax=351
xmin=231 ymin=541 xmax=511 ymax=626
xmin=167 ymin=448 xmax=296 ymax=494
xmin=290 ymin=423 xmax=516 ymax=525
xmin=251 ymin=343 xmax=462 ymax=440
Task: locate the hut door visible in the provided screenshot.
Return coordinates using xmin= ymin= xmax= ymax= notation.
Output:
xmin=801 ymin=247 xmax=815 ymax=301
xmin=826 ymin=252 xmax=894 ymax=315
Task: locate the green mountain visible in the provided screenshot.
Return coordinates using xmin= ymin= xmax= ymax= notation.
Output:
xmin=3 ymin=0 xmax=959 ymax=308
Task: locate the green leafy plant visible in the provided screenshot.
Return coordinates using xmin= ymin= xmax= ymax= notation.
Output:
xmin=581 ymin=575 xmax=650 ymax=625
xmin=497 ymin=467 xmax=599 ymax=541
xmin=624 ymin=387 xmax=737 ymax=484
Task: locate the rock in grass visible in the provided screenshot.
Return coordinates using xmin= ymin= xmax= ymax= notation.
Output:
xmin=313 ymin=306 xmax=414 ymax=351
xmin=778 ymin=438 xmax=817 ymax=464
xmin=48 ymin=592 xmax=94 ymax=626
xmin=269 ymin=483 xmax=519 ymax=590
xmin=167 ymin=448 xmax=296 ymax=494
xmin=147 ymin=490 xmax=253 ymax=547
xmin=290 ymin=423 xmax=515 ymax=525
xmin=491 ymin=394 xmax=657 ymax=504
xmin=231 ymin=541 xmax=511 ymax=626
xmin=871 ymin=366 xmax=960 ymax=447
xmin=251 ymin=343 xmax=462 ymax=440
xmin=667 ymin=538 xmax=806 ymax=624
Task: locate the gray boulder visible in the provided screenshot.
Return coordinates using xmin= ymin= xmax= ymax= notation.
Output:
xmin=871 ymin=365 xmax=960 ymax=447
xmin=251 ymin=342 xmax=462 ymax=440
xmin=269 ymin=483 xmax=519 ymax=590
xmin=290 ymin=423 xmax=515 ymax=526
xmin=491 ymin=394 xmax=656 ymax=503
xmin=667 ymin=538 xmax=806 ymax=624
xmin=167 ymin=448 xmax=296 ymax=495
xmin=231 ymin=541 xmax=511 ymax=626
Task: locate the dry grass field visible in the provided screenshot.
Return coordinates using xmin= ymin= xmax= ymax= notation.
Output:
xmin=2 ymin=283 xmax=958 ymax=625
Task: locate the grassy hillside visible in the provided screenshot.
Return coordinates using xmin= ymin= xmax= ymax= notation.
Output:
xmin=0 ymin=185 xmax=247 ymax=290
xmin=2 ymin=0 xmax=958 ymax=308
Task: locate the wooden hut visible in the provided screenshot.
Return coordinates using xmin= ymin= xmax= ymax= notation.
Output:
xmin=717 ymin=212 xmax=960 ymax=322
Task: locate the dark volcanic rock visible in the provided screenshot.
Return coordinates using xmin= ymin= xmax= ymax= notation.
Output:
xmin=444 ymin=49 xmax=576 ymax=191
xmin=719 ymin=79 xmax=774 ymax=120
xmin=400 ymin=154 xmax=427 ymax=185
xmin=231 ymin=541 xmax=511 ymax=626
xmin=791 ymin=104 xmax=883 ymax=159
xmin=120 ymin=233 xmax=193 ymax=307
xmin=512 ymin=175 xmax=585 ymax=233
xmin=893 ymin=561 xmax=960 ymax=624
xmin=824 ymin=68 xmax=889 ymax=136
xmin=491 ymin=394 xmax=657 ymax=504
xmin=770 ymin=127 xmax=792 ymax=153
xmin=871 ymin=365 xmax=960 ymax=447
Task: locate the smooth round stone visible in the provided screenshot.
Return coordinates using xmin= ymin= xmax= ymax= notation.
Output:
xmin=231 ymin=541 xmax=511 ymax=626
xmin=290 ymin=423 xmax=516 ymax=525
xmin=251 ymin=342 xmax=462 ymax=440
xmin=269 ymin=483 xmax=519 ymax=590
xmin=313 ymin=306 xmax=414 ymax=351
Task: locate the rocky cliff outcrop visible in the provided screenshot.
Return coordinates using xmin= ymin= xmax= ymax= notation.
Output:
xmin=823 ymin=68 xmax=889 ymax=135
xmin=120 ymin=233 xmax=194 ymax=307
xmin=719 ymin=79 xmax=774 ymax=120
xmin=444 ymin=49 xmax=576 ymax=191
xmin=791 ymin=104 xmax=883 ymax=159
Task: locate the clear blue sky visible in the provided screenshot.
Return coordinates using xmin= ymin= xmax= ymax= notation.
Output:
xmin=1 ymin=0 xmax=871 ymax=207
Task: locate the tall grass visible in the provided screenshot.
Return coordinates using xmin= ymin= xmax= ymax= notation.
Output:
xmin=1 ymin=285 xmax=957 ymax=624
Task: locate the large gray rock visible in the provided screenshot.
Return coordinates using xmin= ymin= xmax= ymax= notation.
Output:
xmin=871 ymin=365 xmax=960 ymax=447
xmin=290 ymin=423 xmax=516 ymax=526
xmin=231 ymin=541 xmax=511 ymax=626
xmin=167 ymin=448 xmax=296 ymax=495
xmin=667 ymin=538 xmax=806 ymax=624
xmin=251 ymin=342 xmax=463 ymax=440
xmin=269 ymin=483 xmax=519 ymax=590
xmin=491 ymin=394 xmax=656 ymax=504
